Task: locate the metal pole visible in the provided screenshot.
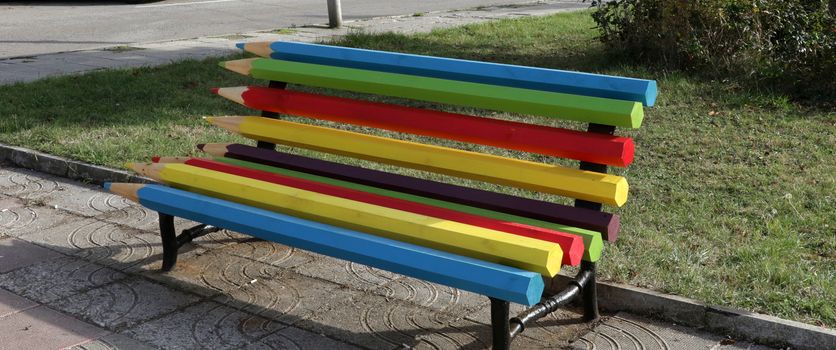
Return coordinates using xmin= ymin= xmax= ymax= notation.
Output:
xmin=490 ymin=298 xmax=511 ymax=350
xmin=327 ymin=0 xmax=342 ymax=28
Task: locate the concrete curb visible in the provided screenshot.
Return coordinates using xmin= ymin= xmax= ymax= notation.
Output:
xmin=3 ymin=141 xmax=833 ymax=350
xmin=0 ymin=143 xmax=151 ymax=185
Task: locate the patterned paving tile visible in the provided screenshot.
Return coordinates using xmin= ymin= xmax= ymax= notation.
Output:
xmin=189 ymin=229 xmax=274 ymax=254
xmin=49 ymin=277 xmax=200 ymax=330
xmin=0 ymin=167 xmax=131 ymax=217
xmin=571 ymin=313 xmax=777 ymax=350
xmin=213 ymin=270 xmax=345 ymax=327
xmin=219 ymin=238 xmax=319 ymax=269
xmin=371 ymin=275 xmax=487 ymax=323
xmin=39 ymin=184 xmax=131 ymax=218
xmin=0 ymin=255 xmax=126 ymax=303
xmin=140 ymin=249 xmax=283 ymax=297
xmin=18 ymin=217 xmax=165 ymax=272
xmin=0 ymin=196 xmax=79 ymax=238
xmin=0 ymin=237 xmax=64 ymax=273
xmin=413 ymin=315 xmax=578 ymax=349
xmin=70 ymin=333 xmax=158 ymax=350
xmin=296 ymin=289 xmax=470 ymax=350
xmin=246 ymin=325 xmax=361 ymax=350
xmin=0 ymin=288 xmax=37 ymax=318
xmin=96 ymin=199 xmax=162 ymax=232
xmin=465 ymin=299 xmax=592 ymax=344
xmin=293 ymin=254 xmax=400 ymax=292
xmin=0 ymin=167 xmax=64 ymax=198
xmin=101 ymin=203 xmax=251 ymax=249
xmin=410 ymin=317 xmax=491 ymax=349
xmin=0 ymin=305 xmax=110 ymax=350
xmin=121 ymin=301 xmax=284 ymax=350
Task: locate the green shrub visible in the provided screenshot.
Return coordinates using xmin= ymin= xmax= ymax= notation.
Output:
xmin=592 ymin=0 xmax=836 ymax=100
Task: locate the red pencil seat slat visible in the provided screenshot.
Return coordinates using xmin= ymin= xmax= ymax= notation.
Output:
xmin=213 ymin=86 xmax=635 ymax=167
xmin=175 ymin=157 xmax=584 ymax=266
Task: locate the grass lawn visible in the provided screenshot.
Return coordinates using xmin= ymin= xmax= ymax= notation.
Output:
xmin=1 ymin=10 xmax=833 ymax=326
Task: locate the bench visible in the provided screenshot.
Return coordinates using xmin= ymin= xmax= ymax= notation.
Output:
xmin=106 ymin=41 xmax=656 ymax=349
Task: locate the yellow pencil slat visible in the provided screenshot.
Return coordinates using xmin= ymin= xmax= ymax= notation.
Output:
xmin=206 ymin=116 xmax=629 ymax=206
xmin=133 ymin=163 xmax=563 ymax=276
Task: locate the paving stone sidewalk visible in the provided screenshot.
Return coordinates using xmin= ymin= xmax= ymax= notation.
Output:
xmin=0 ymin=0 xmax=590 ymax=85
xmin=0 ymin=165 xmax=782 ymax=349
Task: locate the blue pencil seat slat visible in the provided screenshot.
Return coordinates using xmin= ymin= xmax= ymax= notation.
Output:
xmin=115 ymin=183 xmax=545 ymax=305
xmin=238 ymin=41 xmax=657 ymax=106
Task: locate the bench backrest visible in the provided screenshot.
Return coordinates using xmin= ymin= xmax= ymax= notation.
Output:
xmin=209 ymin=40 xmax=654 ymax=265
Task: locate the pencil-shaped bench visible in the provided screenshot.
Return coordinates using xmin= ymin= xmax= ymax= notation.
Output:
xmin=110 ymin=41 xmax=655 ymax=349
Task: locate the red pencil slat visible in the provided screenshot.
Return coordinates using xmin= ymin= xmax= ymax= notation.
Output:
xmin=214 ymin=86 xmax=635 ymax=167
xmin=182 ymin=157 xmax=584 ymax=266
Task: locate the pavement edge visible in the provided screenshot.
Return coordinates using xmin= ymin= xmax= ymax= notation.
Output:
xmin=3 ymin=141 xmax=834 ymax=350
xmin=0 ymin=143 xmax=151 ymax=185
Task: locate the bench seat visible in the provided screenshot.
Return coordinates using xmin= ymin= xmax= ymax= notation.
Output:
xmin=106 ymin=183 xmax=545 ymax=305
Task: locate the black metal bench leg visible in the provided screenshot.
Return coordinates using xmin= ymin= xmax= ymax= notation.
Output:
xmin=159 ymin=213 xmax=178 ymax=271
xmin=581 ymin=261 xmax=600 ymax=321
xmin=490 ymin=297 xmax=511 ymax=350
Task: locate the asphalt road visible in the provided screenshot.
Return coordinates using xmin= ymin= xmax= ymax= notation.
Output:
xmin=0 ymin=0 xmax=549 ymax=59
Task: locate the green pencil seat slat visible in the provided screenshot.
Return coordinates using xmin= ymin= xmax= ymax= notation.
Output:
xmin=212 ymin=156 xmax=603 ymax=262
xmin=222 ymin=58 xmax=644 ymax=128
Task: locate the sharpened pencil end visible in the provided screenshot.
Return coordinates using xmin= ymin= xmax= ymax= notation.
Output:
xmin=103 ymin=182 xmax=112 ymax=191
xmin=196 ymin=144 xmax=206 ymax=151
xmin=221 ymin=58 xmax=255 ymax=76
xmin=198 ymin=143 xmax=231 ymax=157
xmin=214 ymin=87 xmax=248 ymax=106
xmin=210 ymin=87 xmax=220 ymax=94
xmin=106 ymin=183 xmax=142 ymax=203
xmin=128 ymin=163 xmax=164 ymax=180
xmin=204 ymin=116 xmax=244 ymax=133
xmin=151 ymin=156 xmax=161 ymax=163
xmin=241 ymin=42 xmax=272 ymax=58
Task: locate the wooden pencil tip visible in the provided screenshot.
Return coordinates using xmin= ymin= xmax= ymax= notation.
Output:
xmin=196 ymin=144 xmax=206 ymax=151
xmin=221 ymin=58 xmax=256 ymax=76
xmin=214 ymin=86 xmax=249 ymax=106
xmin=242 ymin=42 xmax=272 ymax=58
xmin=210 ymin=87 xmax=220 ymax=94
xmin=127 ymin=162 xmax=159 ymax=177
xmin=199 ymin=143 xmax=232 ymax=156
xmin=107 ymin=183 xmax=143 ymax=203
xmin=151 ymin=156 xmax=161 ymax=163
xmin=204 ymin=116 xmax=245 ymax=133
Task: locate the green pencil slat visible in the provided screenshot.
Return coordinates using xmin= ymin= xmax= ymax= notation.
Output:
xmin=214 ymin=156 xmax=603 ymax=261
xmin=226 ymin=58 xmax=643 ymax=128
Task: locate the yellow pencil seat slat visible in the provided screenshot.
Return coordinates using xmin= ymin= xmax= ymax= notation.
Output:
xmin=130 ymin=162 xmax=564 ymax=276
xmin=206 ymin=116 xmax=629 ymax=207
